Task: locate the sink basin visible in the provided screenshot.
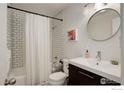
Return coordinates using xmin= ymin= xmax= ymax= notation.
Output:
xmin=77 ymin=58 xmax=119 ymax=68
xmin=87 ymin=59 xmax=120 ymax=71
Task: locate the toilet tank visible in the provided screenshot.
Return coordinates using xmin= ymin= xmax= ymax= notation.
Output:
xmin=62 ymin=59 xmax=69 ymax=75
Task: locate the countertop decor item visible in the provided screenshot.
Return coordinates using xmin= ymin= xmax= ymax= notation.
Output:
xmin=111 ymin=60 xmax=119 ymax=65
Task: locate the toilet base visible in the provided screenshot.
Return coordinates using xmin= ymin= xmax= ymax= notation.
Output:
xmin=48 ymin=79 xmax=66 ymax=85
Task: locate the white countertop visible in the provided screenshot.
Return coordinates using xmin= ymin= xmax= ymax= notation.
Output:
xmin=68 ymin=57 xmax=121 ymax=83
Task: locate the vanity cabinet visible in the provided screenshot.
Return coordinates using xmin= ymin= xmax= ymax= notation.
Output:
xmin=68 ymin=64 xmax=120 ymax=85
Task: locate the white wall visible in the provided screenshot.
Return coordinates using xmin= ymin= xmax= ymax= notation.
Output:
xmin=0 ymin=4 xmax=10 ymax=85
xmin=53 ymin=3 xmax=121 ymax=63
xmin=121 ymin=4 xmax=124 ymax=85
xmin=52 ymin=18 xmax=64 ymax=62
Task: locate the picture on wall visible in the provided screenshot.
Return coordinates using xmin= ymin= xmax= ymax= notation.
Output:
xmin=68 ymin=29 xmax=78 ymax=41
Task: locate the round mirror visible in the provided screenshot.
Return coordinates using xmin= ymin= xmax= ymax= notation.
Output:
xmin=87 ymin=8 xmax=120 ymax=41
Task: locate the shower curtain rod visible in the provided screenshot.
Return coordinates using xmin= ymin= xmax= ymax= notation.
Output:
xmin=7 ymin=6 xmax=63 ymax=21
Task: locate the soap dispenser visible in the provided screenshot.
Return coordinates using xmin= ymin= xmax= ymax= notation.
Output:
xmin=85 ymin=50 xmax=90 ymax=58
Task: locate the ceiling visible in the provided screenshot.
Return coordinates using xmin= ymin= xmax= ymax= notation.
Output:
xmin=10 ymin=3 xmax=78 ymax=16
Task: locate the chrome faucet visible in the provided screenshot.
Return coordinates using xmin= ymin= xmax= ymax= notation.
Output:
xmin=96 ymin=51 xmax=101 ymax=61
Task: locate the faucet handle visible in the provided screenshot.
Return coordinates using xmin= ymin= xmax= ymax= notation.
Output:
xmin=96 ymin=51 xmax=101 ymax=61
xmin=97 ymin=51 xmax=101 ymax=55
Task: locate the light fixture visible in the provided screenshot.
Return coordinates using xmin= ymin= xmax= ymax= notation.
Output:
xmin=94 ymin=3 xmax=107 ymax=9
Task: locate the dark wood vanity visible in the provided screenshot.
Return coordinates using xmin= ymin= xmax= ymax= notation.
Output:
xmin=68 ymin=64 xmax=120 ymax=85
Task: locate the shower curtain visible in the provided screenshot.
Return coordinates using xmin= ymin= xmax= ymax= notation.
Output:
xmin=25 ymin=13 xmax=52 ymax=85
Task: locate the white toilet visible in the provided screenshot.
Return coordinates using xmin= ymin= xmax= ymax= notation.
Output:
xmin=48 ymin=59 xmax=69 ymax=85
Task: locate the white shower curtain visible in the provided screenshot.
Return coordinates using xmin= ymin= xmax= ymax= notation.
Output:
xmin=25 ymin=13 xmax=52 ymax=85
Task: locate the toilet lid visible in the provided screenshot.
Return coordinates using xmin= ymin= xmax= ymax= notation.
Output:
xmin=49 ymin=72 xmax=67 ymax=81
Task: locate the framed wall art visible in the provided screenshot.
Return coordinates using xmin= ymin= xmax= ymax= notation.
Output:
xmin=68 ymin=29 xmax=78 ymax=41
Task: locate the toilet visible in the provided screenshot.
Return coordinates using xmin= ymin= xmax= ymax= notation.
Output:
xmin=48 ymin=59 xmax=69 ymax=85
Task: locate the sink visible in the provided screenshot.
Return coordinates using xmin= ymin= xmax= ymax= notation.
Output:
xmin=88 ymin=59 xmax=120 ymax=71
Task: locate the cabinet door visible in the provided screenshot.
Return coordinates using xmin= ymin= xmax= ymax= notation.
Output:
xmin=68 ymin=64 xmax=101 ymax=85
xmin=77 ymin=70 xmax=98 ymax=85
xmin=68 ymin=64 xmax=79 ymax=85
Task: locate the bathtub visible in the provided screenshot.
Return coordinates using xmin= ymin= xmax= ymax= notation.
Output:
xmin=8 ymin=67 xmax=26 ymax=85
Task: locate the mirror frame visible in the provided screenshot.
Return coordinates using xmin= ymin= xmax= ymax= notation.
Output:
xmin=87 ymin=8 xmax=121 ymax=41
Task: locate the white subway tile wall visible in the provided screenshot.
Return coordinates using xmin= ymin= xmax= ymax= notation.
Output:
xmin=7 ymin=9 xmax=25 ymax=68
xmin=52 ymin=19 xmax=64 ymax=62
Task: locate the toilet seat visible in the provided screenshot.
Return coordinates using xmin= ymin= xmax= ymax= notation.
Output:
xmin=49 ymin=72 xmax=67 ymax=81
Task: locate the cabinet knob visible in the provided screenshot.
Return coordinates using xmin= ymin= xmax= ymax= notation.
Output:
xmin=100 ymin=78 xmax=106 ymax=84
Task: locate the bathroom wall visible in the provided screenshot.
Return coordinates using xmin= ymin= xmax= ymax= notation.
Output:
xmin=0 ymin=4 xmax=10 ymax=85
xmin=53 ymin=3 xmax=121 ymax=63
xmin=52 ymin=17 xmax=64 ymax=62
xmin=121 ymin=4 xmax=124 ymax=85
xmin=7 ymin=9 xmax=25 ymax=69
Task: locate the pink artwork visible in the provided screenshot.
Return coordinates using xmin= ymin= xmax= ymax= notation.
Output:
xmin=68 ymin=29 xmax=77 ymax=41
